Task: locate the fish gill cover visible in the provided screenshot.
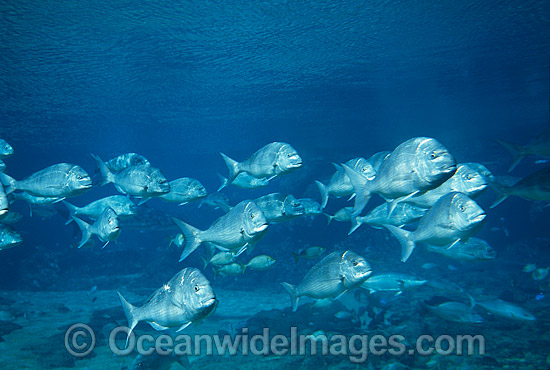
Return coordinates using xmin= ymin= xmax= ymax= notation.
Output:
xmin=0 ymin=1 xmax=550 ymax=370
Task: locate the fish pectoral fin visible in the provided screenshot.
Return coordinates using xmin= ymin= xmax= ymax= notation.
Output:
xmin=394 ymin=291 xmax=403 ymax=297
xmin=176 ymin=322 xmax=192 ymax=332
xmin=148 ymin=321 xmax=170 ymax=331
xmin=101 ymin=241 xmax=110 ymax=249
xmin=447 ymin=239 xmax=461 ymax=249
xmin=266 ymin=175 xmax=278 ymax=181
xmin=234 ymin=244 xmax=248 ymax=257
xmin=334 ymin=290 xmax=347 ymax=300
xmin=178 ymin=202 xmax=189 ymax=206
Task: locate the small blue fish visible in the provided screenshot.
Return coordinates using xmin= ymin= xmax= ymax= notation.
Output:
xmin=536 ymin=293 xmax=545 ymax=301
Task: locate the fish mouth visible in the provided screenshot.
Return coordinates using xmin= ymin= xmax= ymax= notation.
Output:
xmin=256 ymin=223 xmax=269 ymax=232
xmin=203 ymin=297 xmax=218 ymax=307
xmin=0 ymin=209 xmax=8 ymax=217
xmin=472 ymin=213 xmax=486 ymax=223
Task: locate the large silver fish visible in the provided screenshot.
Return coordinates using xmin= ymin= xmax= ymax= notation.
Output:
xmin=0 ymin=139 xmax=13 ymax=158
xmin=473 ymin=298 xmax=535 ymax=321
xmin=281 ymin=250 xmax=372 ymax=311
xmin=0 ymin=224 xmax=22 ymax=250
xmin=384 ymin=192 xmax=486 ymax=262
xmin=490 ymin=166 xmax=550 ymax=208
xmin=72 ymin=207 xmax=120 ymax=249
xmin=361 ymin=273 xmax=426 ymax=294
xmin=118 ymin=268 xmax=217 ymax=345
xmin=173 ymin=200 xmax=269 ymax=261
xmin=217 ymin=172 xmax=270 ymax=191
xmin=496 ymin=129 xmax=550 ymax=172
xmin=316 ymin=158 xmax=376 ymax=209
xmin=220 ymin=142 xmax=302 ymax=182
xmin=344 ymin=137 xmax=457 ymax=216
xmin=0 ymin=163 xmax=92 ymax=198
xmin=105 ymin=153 xmax=150 ymax=173
xmin=63 ymin=195 xmax=137 ymax=224
xmin=425 ymin=237 xmax=496 ymax=261
xmin=9 ymin=192 xmax=63 ymax=205
xmin=349 ymin=202 xmax=427 ymax=234
xmin=158 ymin=177 xmax=207 ymax=205
xmin=92 ymin=154 xmax=169 ymax=197
xmin=254 ymin=193 xmax=305 ymax=222
xmin=423 ymin=300 xmax=483 ymax=323
xmin=404 ymin=164 xmax=487 ymax=209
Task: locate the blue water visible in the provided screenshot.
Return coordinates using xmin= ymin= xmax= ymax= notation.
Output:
xmin=1 ymin=1 xmax=550 ymax=369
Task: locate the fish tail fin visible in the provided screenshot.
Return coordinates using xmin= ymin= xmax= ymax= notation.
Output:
xmin=292 ymin=252 xmax=300 ymax=262
xmin=348 ymin=216 xmax=362 ymax=235
xmin=383 ymin=224 xmax=415 ymax=262
xmin=315 ymin=181 xmax=329 ymax=209
xmin=341 ymin=164 xmax=371 ymax=217
xmin=117 ymin=291 xmax=139 ymax=348
xmin=495 ymin=139 xmax=524 ymax=172
xmin=72 ymin=216 xmax=92 ymax=249
xmin=0 ymin=173 xmax=16 ymax=194
xmin=217 ymin=173 xmax=228 ymax=192
xmin=489 ymin=182 xmax=510 ymax=209
xmin=62 ymin=200 xmax=78 ymax=225
xmin=201 ymin=256 xmax=209 ymax=269
xmin=90 ymin=154 xmax=114 ymax=186
xmin=322 ymin=212 xmax=333 ymax=225
xmin=220 ymin=152 xmax=240 ymax=183
xmin=172 ymin=217 xmax=202 ymax=261
xmin=280 ymin=282 xmax=299 ymax=312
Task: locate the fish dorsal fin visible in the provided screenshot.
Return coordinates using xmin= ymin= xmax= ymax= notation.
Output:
xmin=148 ymin=321 xmax=170 ymax=331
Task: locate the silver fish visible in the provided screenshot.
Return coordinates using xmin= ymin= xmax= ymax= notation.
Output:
xmin=72 ymin=207 xmax=120 ymax=249
xmin=217 ymin=172 xmax=270 ymax=191
xmin=0 ymin=139 xmax=13 ymax=158
xmin=63 ymin=195 xmax=137 ymax=224
xmin=0 ymin=224 xmax=22 ymax=250
xmin=244 ymin=255 xmax=276 ymax=271
xmin=203 ymin=251 xmax=235 ymax=268
xmin=118 ymin=267 xmax=217 ymax=345
xmin=254 ymin=193 xmax=305 ymax=222
xmin=168 ymin=233 xmax=185 ymax=248
xmin=384 ymin=192 xmax=486 ymax=262
xmin=404 ymin=164 xmax=487 ymax=209
xmin=425 ymin=237 xmax=496 ymax=261
xmin=92 ymin=154 xmax=169 ymax=197
xmin=158 ymin=177 xmax=207 ymax=205
xmin=292 ymin=246 xmax=326 ymax=262
xmin=130 ymin=351 xmax=189 ymax=370
xmin=281 ymin=250 xmax=372 ymax=311
xmin=361 ymin=273 xmax=426 ymax=294
xmin=496 ymin=129 xmax=550 ymax=172
xmin=424 ymin=301 xmax=483 ymax=323
xmin=490 ymin=166 xmax=550 ymax=208
xmin=298 ymin=198 xmax=323 ymax=216
xmin=325 ymin=207 xmax=354 ymax=224
xmin=220 ymin=142 xmax=302 ymax=182
xmin=345 ymin=137 xmax=457 ymax=217
xmin=173 ymin=200 xmax=269 ymax=261
xmin=474 ymin=298 xmax=535 ymax=321
xmin=350 ymin=202 xmax=427 ymax=234
xmin=0 ymin=183 xmax=7 ymax=216
xmin=316 ymin=158 xmax=376 ymax=209
xmin=462 ymin=162 xmax=495 ymax=182
xmin=0 ymin=163 xmax=92 ymax=197
xmin=215 ymin=263 xmax=245 ymax=276
xmin=105 ymin=153 xmax=150 ymax=173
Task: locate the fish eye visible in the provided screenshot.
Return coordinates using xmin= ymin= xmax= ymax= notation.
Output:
xmin=194 ymin=284 xmax=200 ymax=292
xmin=352 ymin=261 xmax=359 ymax=267
xmin=77 ymin=175 xmax=82 ymax=180
xmin=459 ymin=205 xmax=465 ymax=212
xmin=250 ymin=212 xmax=255 ymax=219
xmin=466 ymin=174 xmax=472 ymax=180
xmin=430 ymin=152 xmax=437 ymax=159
